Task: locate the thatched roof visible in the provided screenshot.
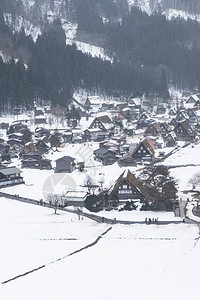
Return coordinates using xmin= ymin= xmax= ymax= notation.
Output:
xmin=108 ymin=169 xmax=149 ymax=199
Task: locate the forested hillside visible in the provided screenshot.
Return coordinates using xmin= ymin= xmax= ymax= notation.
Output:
xmin=0 ymin=17 xmax=167 ymax=110
xmin=105 ymin=8 xmax=200 ymax=89
xmin=1 ymin=2 xmax=200 ymax=109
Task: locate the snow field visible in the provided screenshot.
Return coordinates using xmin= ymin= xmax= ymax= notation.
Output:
xmin=1 ymin=203 xmax=199 ymax=300
xmin=0 ymin=198 xmax=108 ymax=285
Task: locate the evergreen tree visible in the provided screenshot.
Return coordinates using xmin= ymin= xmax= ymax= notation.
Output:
xmin=85 ymin=195 xmax=102 ymax=212
xmin=140 ymin=165 xmax=178 ymax=211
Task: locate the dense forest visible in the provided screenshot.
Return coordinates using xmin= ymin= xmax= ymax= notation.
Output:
xmin=1 ymin=5 xmax=200 ymax=109
xmin=105 ymin=8 xmax=200 ymax=90
xmin=0 ymin=15 xmax=168 ymax=110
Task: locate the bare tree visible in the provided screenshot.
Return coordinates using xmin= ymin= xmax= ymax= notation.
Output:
xmin=189 ymin=172 xmax=200 ymax=189
xmin=47 ymin=193 xmax=62 ymax=214
xmin=84 ymin=174 xmax=94 ymax=194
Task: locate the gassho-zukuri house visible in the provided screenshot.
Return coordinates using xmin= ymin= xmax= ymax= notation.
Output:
xmin=106 ymin=169 xmax=147 ymax=203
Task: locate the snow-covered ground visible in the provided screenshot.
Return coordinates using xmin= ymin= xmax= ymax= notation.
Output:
xmin=66 ymin=39 xmax=113 ymax=61
xmin=1 ymin=197 xmax=200 ymax=300
xmin=161 ymin=143 xmax=200 ymax=196
xmin=0 ymin=197 xmax=108 ymax=286
xmin=164 ymin=143 xmax=200 ymax=167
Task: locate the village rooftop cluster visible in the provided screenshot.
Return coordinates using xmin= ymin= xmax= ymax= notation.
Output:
xmin=0 ymin=91 xmax=200 ymax=212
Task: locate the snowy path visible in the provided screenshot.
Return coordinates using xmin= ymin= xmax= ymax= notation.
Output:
xmin=0 ymin=191 xmax=186 ymax=225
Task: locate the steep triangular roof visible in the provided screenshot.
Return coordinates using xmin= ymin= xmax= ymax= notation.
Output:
xmin=98 ymin=115 xmax=112 ymax=124
xmin=108 ymin=169 xmax=148 ymax=198
xmin=145 ymin=122 xmax=162 ymax=134
xmin=131 ymin=139 xmax=155 ymax=157
xmin=178 ymin=120 xmax=196 ymax=135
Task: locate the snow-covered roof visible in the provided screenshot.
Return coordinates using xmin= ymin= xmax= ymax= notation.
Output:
xmin=0 ymin=167 xmax=22 ymax=175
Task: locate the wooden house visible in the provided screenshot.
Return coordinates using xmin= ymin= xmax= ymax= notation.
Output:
xmin=84 ymin=128 xmax=105 ymax=142
xmin=107 ymin=169 xmax=146 ymax=202
xmin=137 ymin=112 xmax=150 ymax=129
xmin=94 ymin=147 xmax=117 ymax=165
xmin=169 ymin=118 xmax=178 ymax=127
xmin=118 ymin=139 xmax=155 ymax=166
xmin=55 ymin=156 xmax=75 ymax=173
xmin=174 ymin=120 xmax=196 ymax=141
xmin=8 ymin=122 xmax=28 ymax=134
xmin=159 ymin=122 xmax=170 ymax=135
xmin=21 ymin=150 xmax=51 ymax=170
xmin=84 ymin=98 xmax=92 ymax=111
xmin=89 ymin=115 xmax=114 ymax=132
xmin=22 ymin=151 xmax=43 ymax=161
xmin=35 ymin=127 xmax=50 ymax=138
xmin=19 ymin=143 xmax=37 ymax=157
xmin=176 ymin=110 xmax=188 ymax=122
xmin=186 ymin=94 xmax=200 ymax=104
xmin=128 ymin=97 xmax=142 ymax=110
xmin=130 ymin=139 xmax=155 ymax=161
xmin=35 ymin=140 xmax=49 ymax=153
xmin=164 ymin=132 xmax=177 ymax=147
xmin=0 ymin=167 xmax=24 ymax=188
xmin=186 ymin=108 xmax=200 ymax=125
xmin=145 ymin=122 xmax=162 ymax=136
xmin=21 ymin=157 xmax=52 ymax=170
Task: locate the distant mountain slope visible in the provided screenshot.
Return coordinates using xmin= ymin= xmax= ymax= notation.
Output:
xmin=1 ymin=0 xmax=200 ymax=58
xmin=1 ymin=0 xmax=200 ymax=109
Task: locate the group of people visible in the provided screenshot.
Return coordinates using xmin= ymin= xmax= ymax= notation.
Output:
xmin=145 ymin=217 xmax=158 ymax=224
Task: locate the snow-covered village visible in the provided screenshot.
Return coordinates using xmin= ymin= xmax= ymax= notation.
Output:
xmin=2 ymin=0 xmax=200 ymax=299
xmin=1 ymin=90 xmax=200 ymax=299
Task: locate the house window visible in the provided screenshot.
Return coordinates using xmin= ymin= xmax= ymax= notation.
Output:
xmin=118 ymin=190 xmax=132 ymax=194
xmin=122 ymin=184 xmax=127 ymax=189
xmin=138 ymin=150 xmax=141 ymax=153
